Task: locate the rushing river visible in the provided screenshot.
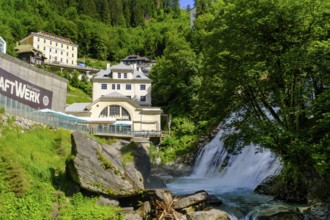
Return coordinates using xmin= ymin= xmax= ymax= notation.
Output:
xmin=166 ymin=129 xmax=284 ymax=219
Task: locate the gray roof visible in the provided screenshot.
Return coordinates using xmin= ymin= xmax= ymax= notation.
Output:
xmin=111 ymin=63 xmax=134 ymax=70
xmin=103 ymin=91 xmax=128 ymax=98
xmin=133 ymin=69 xmax=149 ymax=80
xmin=66 ymin=103 xmax=90 ymax=112
xmin=94 ymin=63 xmax=151 ymax=80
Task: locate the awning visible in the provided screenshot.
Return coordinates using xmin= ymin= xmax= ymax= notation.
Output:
xmin=113 ymin=121 xmax=132 ymax=126
xmin=39 ymin=108 xmax=88 ymax=122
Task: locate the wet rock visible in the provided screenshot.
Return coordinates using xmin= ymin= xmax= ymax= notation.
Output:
xmin=256 ymin=205 xmax=303 ymax=220
xmin=188 ymin=209 xmax=230 ymax=220
xmin=174 ymin=191 xmax=209 ymax=210
xmin=96 ymin=196 xmax=119 ymax=206
xmin=206 ymin=194 xmax=222 ymax=206
xmin=254 ymin=175 xmax=280 ymax=195
xmin=66 ymin=131 xmax=146 ymax=198
xmin=304 ymin=203 xmax=330 ymax=220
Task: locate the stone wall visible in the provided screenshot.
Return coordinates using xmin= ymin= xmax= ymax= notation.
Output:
xmin=0 ymin=53 xmax=67 ymax=112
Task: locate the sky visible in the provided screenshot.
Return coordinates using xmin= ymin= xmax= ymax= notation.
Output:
xmin=179 ymin=0 xmax=194 ymax=9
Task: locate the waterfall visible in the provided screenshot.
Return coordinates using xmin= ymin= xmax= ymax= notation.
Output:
xmin=167 ymin=128 xmax=282 ymax=195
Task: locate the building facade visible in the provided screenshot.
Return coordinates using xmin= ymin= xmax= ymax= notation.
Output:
xmin=16 ymin=45 xmax=46 ymax=66
xmin=66 ymin=63 xmax=162 ymax=133
xmin=92 ymin=63 xmax=152 ymax=106
xmin=0 ymin=37 xmax=6 ymax=54
xmin=19 ymin=32 xmax=78 ymax=66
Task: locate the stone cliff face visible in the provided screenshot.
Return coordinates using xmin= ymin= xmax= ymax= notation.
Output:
xmin=66 ymin=132 xmax=149 ymax=198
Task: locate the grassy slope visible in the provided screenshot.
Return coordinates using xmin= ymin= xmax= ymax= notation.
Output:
xmin=66 ymin=85 xmax=92 ymax=104
xmin=0 ymin=115 xmax=121 ymax=219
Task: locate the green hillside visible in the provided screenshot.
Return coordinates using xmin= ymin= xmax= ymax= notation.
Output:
xmin=0 ymin=0 xmax=188 ymax=61
xmin=0 ymin=114 xmax=121 ymax=219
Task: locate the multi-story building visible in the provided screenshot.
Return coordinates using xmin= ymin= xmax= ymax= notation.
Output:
xmin=92 ymin=63 xmax=152 ymax=106
xmin=66 ymin=63 xmax=162 ymax=133
xmin=0 ymin=37 xmax=6 ymax=54
xmin=19 ymin=32 xmax=78 ymax=66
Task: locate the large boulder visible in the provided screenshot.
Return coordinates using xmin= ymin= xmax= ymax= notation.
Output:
xmin=188 ymin=209 xmax=230 ymax=220
xmin=173 ymin=190 xmax=209 ymax=210
xmin=66 ymin=131 xmax=150 ymax=198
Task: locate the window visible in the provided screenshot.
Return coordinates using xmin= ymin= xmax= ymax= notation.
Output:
xmin=72 ymin=61 xmax=74 ymax=64
xmin=43 ymin=46 xmax=46 ymax=50
xmin=140 ymin=84 xmax=146 ymax=90
xmin=124 ymin=73 xmax=127 ymax=78
xmin=112 ymin=84 xmax=115 ymax=90
xmin=118 ymin=73 xmax=121 ymax=78
xmin=50 ymin=48 xmax=52 ymax=52
xmin=50 ymin=40 xmax=52 ymax=45
xmin=72 ymin=47 xmax=74 ymax=51
xmin=61 ymin=51 xmax=63 ymax=55
xmin=126 ymin=96 xmax=131 ymax=99
xmin=55 ymin=49 xmax=57 ymax=53
xmin=56 ymin=42 xmax=58 ymax=46
xmin=44 ymin=39 xmax=46 ymax=43
xmin=67 ymin=45 xmax=69 ymax=49
xmin=49 ymin=55 xmax=52 ymax=59
xmin=101 ymin=84 xmax=107 ymax=90
xmin=72 ymin=54 xmax=74 ymax=57
xmin=66 ymin=59 xmax=68 ymax=63
xmin=37 ymin=45 xmax=39 ymax=49
xmin=61 ymin=58 xmax=63 ymax=62
xmin=55 ymin=56 xmax=57 ymax=61
xmin=67 ymin=52 xmax=69 ymax=56
xmin=117 ymin=84 xmax=120 ymax=90
xmin=37 ymin=38 xmax=40 ymax=42
xmin=126 ymin=84 xmax=131 ymax=90
xmin=61 ymin=44 xmax=63 ymax=48
xmin=110 ymin=106 xmax=120 ymax=116
xmin=140 ymin=96 xmax=146 ymax=102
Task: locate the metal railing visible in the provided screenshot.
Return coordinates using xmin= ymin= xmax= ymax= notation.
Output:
xmin=0 ymin=94 xmax=163 ymax=138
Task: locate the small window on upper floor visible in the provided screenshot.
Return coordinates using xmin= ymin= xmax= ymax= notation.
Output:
xmin=140 ymin=85 xmax=146 ymax=90
xmin=126 ymin=84 xmax=131 ymax=90
xmin=50 ymin=40 xmax=52 ymax=45
xmin=140 ymin=96 xmax=146 ymax=102
xmin=101 ymin=84 xmax=107 ymax=90
xmin=112 ymin=84 xmax=115 ymax=90
xmin=37 ymin=38 xmax=40 ymax=42
xmin=117 ymin=84 xmax=121 ymax=90
xmin=118 ymin=73 xmax=121 ymax=78
xmin=124 ymin=73 xmax=127 ymax=78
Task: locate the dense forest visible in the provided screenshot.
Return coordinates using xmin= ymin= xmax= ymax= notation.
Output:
xmin=0 ymin=0 xmax=186 ymax=61
xmin=150 ymin=0 xmax=330 ymax=202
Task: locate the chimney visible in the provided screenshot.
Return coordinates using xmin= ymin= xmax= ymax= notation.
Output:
xmin=106 ymin=63 xmax=111 ymax=70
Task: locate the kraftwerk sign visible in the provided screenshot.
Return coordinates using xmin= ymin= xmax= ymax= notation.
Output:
xmin=0 ymin=68 xmax=53 ymax=109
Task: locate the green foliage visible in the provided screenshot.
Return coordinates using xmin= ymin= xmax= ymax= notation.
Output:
xmin=0 ymin=119 xmax=121 ymax=218
xmin=188 ymin=0 xmax=330 ymax=201
xmin=59 ymin=192 xmax=122 ymax=220
xmin=97 ymin=151 xmax=115 ymax=170
xmin=120 ymin=142 xmax=138 ymax=166
xmin=66 ymin=85 xmax=92 ymax=104
xmin=0 ymin=0 xmax=188 ymax=61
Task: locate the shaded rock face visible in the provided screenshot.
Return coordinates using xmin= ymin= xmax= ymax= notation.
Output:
xmin=66 ymin=131 xmax=149 ymax=198
xmin=256 ymin=205 xmax=303 ymax=220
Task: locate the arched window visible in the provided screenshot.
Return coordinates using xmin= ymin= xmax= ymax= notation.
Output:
xmin=99 ymin=105 xmax=131 ymax=120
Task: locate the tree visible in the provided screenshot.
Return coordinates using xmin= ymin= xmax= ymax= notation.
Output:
xmin=195 ymin=0 xmax=330 ymax=201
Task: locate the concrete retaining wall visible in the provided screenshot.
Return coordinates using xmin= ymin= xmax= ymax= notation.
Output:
xmin=0 ymin=53 xmax=67 ymax=112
